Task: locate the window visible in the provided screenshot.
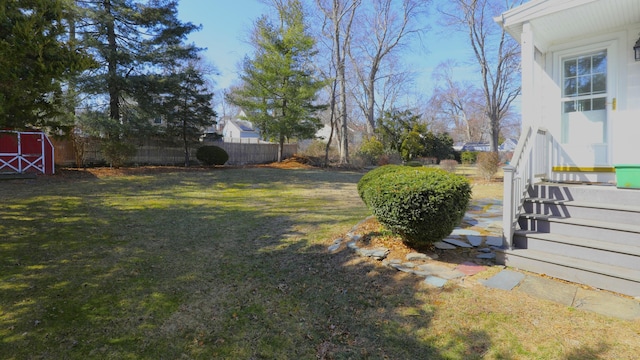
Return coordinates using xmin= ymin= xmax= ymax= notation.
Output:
xmin=562 ymin=50 xmax=606 ymax=113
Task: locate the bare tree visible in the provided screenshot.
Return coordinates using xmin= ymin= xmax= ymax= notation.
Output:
xmin=428 ymin=60 xmax=486 ymax=144
xmin=348 ymin=0 xmax=430 ymax=136
xmin=315 ymin=0 xmax=360 ymax=164
xmin=374 ymin=62 xmax=416 ymax=117
xmin=440 ymin=0 xmax=521 ymax=152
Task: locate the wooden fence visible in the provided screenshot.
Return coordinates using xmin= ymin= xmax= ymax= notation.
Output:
xmin=52 ymin=138 xmax=298 ymax=167
xmin=216 ymin=142 xmax=297 ymax=165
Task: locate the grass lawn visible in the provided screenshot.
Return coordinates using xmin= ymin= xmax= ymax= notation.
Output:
xmin=1 ymin=166 xmax=639 ymax=359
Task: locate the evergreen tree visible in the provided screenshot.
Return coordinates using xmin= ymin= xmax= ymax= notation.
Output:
xmin=376 ymin=109 xmax=423 ymax=152
xmin=376 ymin=109 xmax=455 ymax=162
xmin=0 ymin=0 xmax=92 ymax=130
xmin=161 ymin=62 xmax=217 ymax=167
xmin=76 ymin=0 xmax=201 ymax=140
xmin=226 ymin=0 xmax=325 ymax=161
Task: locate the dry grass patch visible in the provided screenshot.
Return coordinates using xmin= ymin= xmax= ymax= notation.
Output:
xmin=1 ymin=166 xmax=639 ymax=359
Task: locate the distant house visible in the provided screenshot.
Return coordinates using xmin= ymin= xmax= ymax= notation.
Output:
xmin=218 ymin=111 xmax=261 ymax=142
xmin=222 ymin=118 xmax=261 ymax=142
xmin=461 ymin=142 xmax=490 ymax=152
xmin=498 ymin=138 xmax=518 ymax=152
xmin=300 ymin=123 xmax=365 ymax=148
xmin=314 ymin=124 xmax=333 ymax=142
xmin=456 ymin=139 xmax=517 ymax=152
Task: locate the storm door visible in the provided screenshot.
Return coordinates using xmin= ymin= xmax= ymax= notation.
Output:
xmin=560 ymin=50 xmax=609 ymax=166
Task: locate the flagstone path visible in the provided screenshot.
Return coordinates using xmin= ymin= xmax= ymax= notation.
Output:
xmin=329 ymin=199 xmax=640 ymax=320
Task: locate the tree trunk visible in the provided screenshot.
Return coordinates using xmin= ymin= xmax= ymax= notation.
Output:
xmin=104 ymin=0 xmax=120 ymax=129
xmin=324 ymin=80 xmax=338 ymax=167
xmin=183 ymin=119 xmax=190 ymax=167
xmin=278 ymin=136 xmax=284 ymax=162
xmin=489 ymin=113 xmax=500 ymax=153
xmin=333 ymin=5 xmax=349 ymax=165
xmin=365 ymin=73 xmax=376 ymax=136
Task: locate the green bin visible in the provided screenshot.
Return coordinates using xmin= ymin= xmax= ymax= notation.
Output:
xmin=614 ymin=164 xmax=640 ymax=189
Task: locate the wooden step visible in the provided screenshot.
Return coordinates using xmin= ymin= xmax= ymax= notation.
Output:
xmin=523 ymin=198 xmax=640 ymax=225
xmin=513 ymin=231 xmax=640 ymax=270
xmin=518 ymin=213 xmax=640 ymax=246
xmin=531 ymin=183 xmax=640 ymax=206
xmin=496 ymin=248 xmax=640 ymax=297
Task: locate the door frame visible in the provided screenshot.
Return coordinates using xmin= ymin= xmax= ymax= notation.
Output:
xmin=552 ymin=38 xmax=619 ymax=168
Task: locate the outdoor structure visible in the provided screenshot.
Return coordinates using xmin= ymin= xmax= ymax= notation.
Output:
xmin=461 ymin=142 xmax=491 ymax=152
xmin=222 ymin=118 xmax=261 ymax=143
xmin=0 ymin=130 xmax=55 ymax=175
xmin=497 ymin=0 xmax=640 ymax=297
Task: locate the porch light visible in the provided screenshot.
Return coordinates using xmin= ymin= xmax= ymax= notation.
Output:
xmin=635 ymin=36 xmax=640 ymax=61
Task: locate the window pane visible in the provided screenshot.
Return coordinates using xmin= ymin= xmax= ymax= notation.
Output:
xmin=578 ymin=75 xmax=591 ymax=95
xmin=592 ymin=73 xmax=606 ymax=93
xmin=592 ymin=97 xmax=606 ymax=110
xmin=592 ymin=52 xmax=607 ymax=73
xmin=564 ymin=78 xmax=576 ymax=96
xmin=577 ymin=99 xmax=591 ymax=112
xmin=564 ymin=59 xmax=577 ymax=77
xmin=564 ymin=101 xmax=576 ymax=113
xmin=577 ymin=57 xmax=591 ymax=75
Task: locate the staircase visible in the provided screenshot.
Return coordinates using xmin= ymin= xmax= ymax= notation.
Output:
xmin=497 ymin=183 xmax=640 ymax=298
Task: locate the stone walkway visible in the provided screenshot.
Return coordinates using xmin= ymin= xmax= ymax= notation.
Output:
xmin=329 ymin=199 xmax=640 ymax=321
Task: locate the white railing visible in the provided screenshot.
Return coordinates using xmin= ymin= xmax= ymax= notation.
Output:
xmin=502 ymin=126 xmax=549 ymax=247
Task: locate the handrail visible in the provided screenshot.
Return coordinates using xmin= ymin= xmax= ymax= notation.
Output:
xmin=502 ymin=125 xmax=549 ymax=247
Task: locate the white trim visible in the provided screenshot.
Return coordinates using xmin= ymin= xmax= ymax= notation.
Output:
xmin=552 ymin=37 xmax=620 ymax=167
xmin=0 ymin=131 xmax=54 ymax=175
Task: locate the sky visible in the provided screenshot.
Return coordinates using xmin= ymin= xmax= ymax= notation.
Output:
xmin=176 ymin=0 xmax=477 ymax=97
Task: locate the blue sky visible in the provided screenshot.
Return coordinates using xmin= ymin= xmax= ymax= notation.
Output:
xmin=176 ymin=0 xmax=475 ymax=93
xmin=177 ymin=0 xmax=269 ymax=89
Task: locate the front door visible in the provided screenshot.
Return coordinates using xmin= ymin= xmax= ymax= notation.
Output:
xmin=559 ymin=49 xmax=610 ymax=166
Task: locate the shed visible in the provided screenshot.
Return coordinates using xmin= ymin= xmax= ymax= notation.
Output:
xmin=0 ymin=130 xmax=55 ymax=175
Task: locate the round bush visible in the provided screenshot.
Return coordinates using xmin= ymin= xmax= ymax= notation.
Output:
xmin=357 ymin=164 xmax=407 ymax=206
xmin=358 ymin=165 xmax=471 ymax=248
xmin=196 ymin=145 xmax=229 ymax=165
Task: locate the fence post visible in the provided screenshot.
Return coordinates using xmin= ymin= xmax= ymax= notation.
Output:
xmin=502 ymin=165 xmax=515 ymax=249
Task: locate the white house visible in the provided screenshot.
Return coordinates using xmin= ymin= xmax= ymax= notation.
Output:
xmin=222 ymin=113 xmax=261 ymax=142
xmin=498 ymin=0 xmax=640 ymax=182
xmin=496 ymin=0 xmax=640 ymax=297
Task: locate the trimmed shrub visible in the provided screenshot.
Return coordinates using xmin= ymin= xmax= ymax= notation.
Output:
xmin=477 ymin=151 xmax=500 ymax=181
xmin=358 ymin=165 xmax=471 ymax=248
xmin=357 ymin=164 xmax=407 ymax=205
xmin=196 ymin=145 xmax=229 ymax=166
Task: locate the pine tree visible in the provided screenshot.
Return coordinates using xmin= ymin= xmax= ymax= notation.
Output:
xmin=76 ymin=0 xmax=201 ymax=139
xmin=226 ymin=0 xmax=325 ymax=161
xmin=161 ymin=62 xmax=217 ymax=167
xmin=0 ymin=0 xmax=92 ymax=130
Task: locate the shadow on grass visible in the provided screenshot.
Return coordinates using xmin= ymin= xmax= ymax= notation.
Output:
xmin=0 ymin=168 xmax=620 ymax=359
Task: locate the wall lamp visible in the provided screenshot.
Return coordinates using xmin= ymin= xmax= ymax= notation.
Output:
xmin=635 ymin=35 xmax=640 ymax=61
